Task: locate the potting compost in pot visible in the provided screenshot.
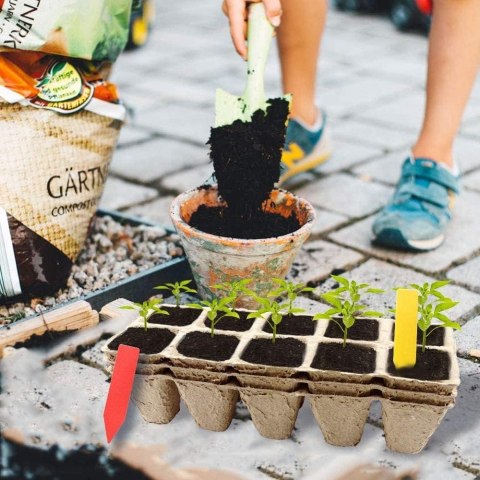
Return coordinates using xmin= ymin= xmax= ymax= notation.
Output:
xmin=104 ymin=303 xmax=460 ymax=454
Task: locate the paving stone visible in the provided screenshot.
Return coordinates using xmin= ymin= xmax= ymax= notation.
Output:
xmin=319 ymin=76 xmax=411 ymax=118
xmin=125 ymin=196 xmax=176 ymax=229
xmin=358 ymin=50 xmax=427 ymax=86
xmin=314 ymin=259 xmax=480 ymax=322
xmin=135 ymin=76 xmax=216 ymax=107
xmin=317 ymin=139 xmax=381 ymax=174
xmin=455 ymin=317 xmax=480 ymax=356
xmin=296 ymin=173 xmax=393 ymax=218
xmin=117 ymin=125 xmax=152 ymax=148
xmin=359 ymin=89 xmax=480 ymax=133
xmin=463 ymin=169 xmax=480 ymax=192
xmin=353 ymin=150 xmax=406 ymax=185
xmin=289 ymin=240 xmax=364 ymax=285
xmin=448 ymin=256 xmax=480 ymax=291
xmin=134 ymin=104 xmax=214 ymax=145
xmin=0 ymin=352 xmax=108 ymax=449
xmin=161 ymin=163 xmax=213 ymax=193
xmin=111 ymin=138 xmax=208 ymax=183
xmin=81 ymin=340 xmax=110 ymax=373
xmin=334 ymin=118 xmax=414 ymax=150
xmin=329 ymin=191 xmax=480 ymax=274
xmin=311 ymin=209 xmax=349 ymax=236
xmin=100 ymin=177 xmax=158 ymax=210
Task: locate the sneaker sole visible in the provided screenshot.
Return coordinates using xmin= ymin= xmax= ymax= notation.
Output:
xmin=372 ymin=228 xmax=445 ymax=252
xmin=278 ymin=125 xmax=333 ymax=186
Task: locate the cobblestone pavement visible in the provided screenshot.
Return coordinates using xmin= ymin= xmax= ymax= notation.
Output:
xmin=2 ymin=2 xmax=480 ymax=480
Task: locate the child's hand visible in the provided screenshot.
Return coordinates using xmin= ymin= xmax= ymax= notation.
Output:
xmin=222 ymin=0 xmax=282 ymax=60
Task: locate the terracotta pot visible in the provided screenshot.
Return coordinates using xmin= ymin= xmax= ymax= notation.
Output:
xmin=170 ymin=186 xmax=315 ymax=308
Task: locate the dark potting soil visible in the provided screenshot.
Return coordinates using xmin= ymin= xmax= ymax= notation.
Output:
xmin=262 ymin=314 xmax=316 ymax=336
xmin=391 ymin=326 xmax=445 ymax=347
xmin=205 ymin=310 xmax=253 ymax=332
xmin=189 ymin=204 xmax=300 ymax=239
xmin=1 ymin=437 xmax=151 ymax=480
xmin=311 ymin=342 xmax=377 ymax=374
xmin=177 ymin=331 xmax=239 ymax=362
xmin=108 ymin=327 xmax=175 ymax=355
xmin=208 ymin=98 xmax=290 ymax=218
xmin=241 ymin=337 xmax=306 ymax=368
xmin=149 ymin=306 xmax=200 ymax=327
xmin=324 ymin=318 xmax=379 ymax=342
xmin=387 ymin=347 xmax=451 ymax=381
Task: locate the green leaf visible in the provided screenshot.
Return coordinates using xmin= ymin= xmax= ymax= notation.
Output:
xmin=321 ymin=294 xmax=342 ymax=309
xmin=187 ymin=303 xmax=204 ymax=310
xmin=331 ymin=275 xmax=349 ymax=286
xmin=343 ymin=316 xmax=355 ymax=329
xmin=313 ymin=313 xmax=333 ymax=320
xmin=120 ymin=305 xmax=135 ymax=310
xmin=431 ymin=280 xmax=450 ymax=290
xmin=289 ymin=308 xmax=306 ymax=314
xmin=435 ymin=301 xmax=458 ymax=313
xmin=247 ymin=312 xmax=262 ymax=319
xmin=362 ymin=311 xmax=384 ymax=318
xmin=366 ymin=288 xmax=384 ymax=294
xmin=154 ymin=285 xmax=170 ymax=290
xmin=223 ymin=311 xmax=240 ymax=319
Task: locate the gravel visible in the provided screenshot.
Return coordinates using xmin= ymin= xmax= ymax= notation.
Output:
xmin=0 ymin=215 xmax=184 ymax=325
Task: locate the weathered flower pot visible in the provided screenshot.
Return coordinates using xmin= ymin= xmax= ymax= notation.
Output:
xmin=170 ymin=186 xmax=315 ymax=308
xmin=103 ymin=300 xmax=460 ymax=453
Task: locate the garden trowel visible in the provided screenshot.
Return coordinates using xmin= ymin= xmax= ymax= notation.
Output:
xmin=210 ymin=3 xmax=291 ymax=217
xmin=215 ymin=2 xmax=291 ymax=128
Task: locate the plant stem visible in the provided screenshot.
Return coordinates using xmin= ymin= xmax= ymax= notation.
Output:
xmin=343 ymin=328 xmax=347 ymax=348
xmin=272 ymin=326 xmax=276 ymax=344
xmin=211 ymin=320 xmax=215 ymax=338
xmin=422 ymin=330 xmax=427 ymax=353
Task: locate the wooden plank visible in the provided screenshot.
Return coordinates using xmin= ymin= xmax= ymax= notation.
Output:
xmin=0 ymin=301 xmax=98 ymax=348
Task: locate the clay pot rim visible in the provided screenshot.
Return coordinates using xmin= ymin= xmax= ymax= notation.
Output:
xmin=170 ymin=185 xmax=316 ymax=247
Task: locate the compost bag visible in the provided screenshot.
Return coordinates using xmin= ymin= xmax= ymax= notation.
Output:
xmin=0 ymin=0 xmax=132 ymax=62
xmin=0 ymin=51 xmax=125 ymax=299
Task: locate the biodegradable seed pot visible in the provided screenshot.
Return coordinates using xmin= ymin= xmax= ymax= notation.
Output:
xmin=103 ymin=300 xmax=460 ymax=454
xmin=170 ymin=186 xmax=315 ymax=308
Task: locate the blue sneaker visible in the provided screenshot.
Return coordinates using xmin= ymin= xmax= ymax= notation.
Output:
xmin=279 ymin=111 xmax=332 ymax=185
xmin=372 ymin=156 xmax=460 ymax=251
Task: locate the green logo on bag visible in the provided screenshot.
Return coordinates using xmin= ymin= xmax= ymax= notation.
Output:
xmin=31 ymin=61 xmax=94 ymax=114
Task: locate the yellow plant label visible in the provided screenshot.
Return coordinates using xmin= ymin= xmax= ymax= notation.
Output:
xmin=393 ymin=289 xmax=419 ymax=369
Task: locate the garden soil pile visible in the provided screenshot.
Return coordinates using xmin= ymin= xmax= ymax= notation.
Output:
xmin=198 ymin=98 xmax=296 ymax=238
xmin=0 ymin=1 xmax=129 ymax=300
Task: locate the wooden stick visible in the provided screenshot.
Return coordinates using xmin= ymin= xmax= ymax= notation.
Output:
xmin=0 ymin=301 xmax=98 ymax=348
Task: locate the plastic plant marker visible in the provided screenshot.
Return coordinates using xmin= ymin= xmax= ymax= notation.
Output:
xmin=104 ymin=344 xmax=140 ymax=443
xmin=393 ymin=289 xmax=419 ymax=369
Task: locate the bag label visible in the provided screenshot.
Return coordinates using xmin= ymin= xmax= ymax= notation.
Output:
xmin=30 ymin=61 xmax=94 ymax=114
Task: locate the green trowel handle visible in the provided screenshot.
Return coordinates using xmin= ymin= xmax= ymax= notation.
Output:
xmin=243 ymin=2 xmax=274 ymax=118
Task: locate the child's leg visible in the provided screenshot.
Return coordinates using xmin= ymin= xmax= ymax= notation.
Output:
xmin=373 ymin=0 xmax=480 ymax=251
xmin=412 ymin=0 xmax=480 ymax=167
xmin=277 ymin=0 xmax=332 ymax=185
xmin=277 ymin=0 xmax=328 ymax=126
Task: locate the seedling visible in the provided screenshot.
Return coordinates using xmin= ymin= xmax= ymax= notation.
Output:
xmin=212 ymin=278 xmax=252 ymax=309
xmin=120 ymin=298 xmax=169 ymax=331
xmin=314 ymin=275 xmax=384 ymax=347
xmin=247 ymin=297 xmax=290 ymax=343
xmin=396 ymin=281 xmax=460 ymax=352
xmin=154 ymin=280 xmax=197 ymax=307
xmin=188 ymin=297 xmax=240 ymax=337
xmin=269 ymin=278 xmax=315 ymax=315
